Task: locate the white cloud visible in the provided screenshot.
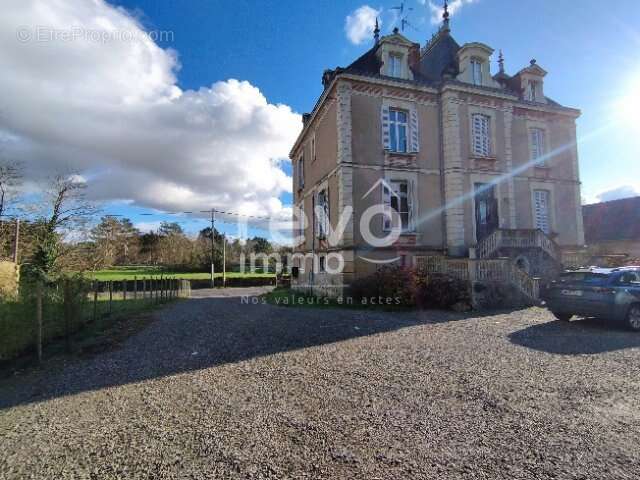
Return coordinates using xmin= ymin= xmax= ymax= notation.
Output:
xmin=345 ymin=5 xmax=381 ymax=45
xmin=134 ymin=221 xmax=163 ymax=233
xmin=594 ymin=185 xmax=640 ymax=203
xmin=0 ymin=0 xmax=302 ymax=220
xmin=426 ymin=0 xmax=479 ymax=25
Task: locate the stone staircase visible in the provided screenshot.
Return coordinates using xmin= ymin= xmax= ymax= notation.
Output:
xmin=474 ymin=228 xmax=560 ymax=263
xmin=419 ymin=256 xmax=541 ymax=306
xmin=420 ymin=230 xmax=573 ymax=306
xmin=470 ymin=229 xmax=565 ymax=303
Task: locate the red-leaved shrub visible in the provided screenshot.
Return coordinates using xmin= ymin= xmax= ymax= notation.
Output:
xmin=349 ymin=266 xmax=471 ymax=310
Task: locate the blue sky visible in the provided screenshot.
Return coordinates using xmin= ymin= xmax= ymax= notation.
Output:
xmin=112 ymin=0 xmax=640 ymax=233
xmin=5 ymin=0 xmax=640 ymax=239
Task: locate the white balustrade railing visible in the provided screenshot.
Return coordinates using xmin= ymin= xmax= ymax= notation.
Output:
xmin=476 ymin=228 xmax=560 ymax=263
xmin=419 ymin=255 xmax=541 ymax=303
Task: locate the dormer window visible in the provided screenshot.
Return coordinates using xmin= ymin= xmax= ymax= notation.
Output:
xmin=389 ymin=54 xmax=402 ymax=78
xmin=471 ymin=58 xmax=483 ymax=86
xmin=527 ymin=80 xmax=540 ymax=101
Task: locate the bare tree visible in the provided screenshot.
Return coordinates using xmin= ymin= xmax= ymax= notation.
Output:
xmin=28 ymin=174 xmax=97 ymax=278
xmin=0 ymin=160 xmax=22 ymax=220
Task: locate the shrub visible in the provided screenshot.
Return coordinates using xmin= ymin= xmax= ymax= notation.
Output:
xmin=473 ymin=281 xmax=522 ymax=309
xmin=349 ymin=267 xmax=471 ymax=310
xmin=411 ymin=272 xmax=471 ymax=310
xmin=349 ymin=265 xmax=415 ymax=306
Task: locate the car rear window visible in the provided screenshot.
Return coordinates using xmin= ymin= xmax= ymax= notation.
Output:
xmin=559 ymin=272 xmax=609 ymax=285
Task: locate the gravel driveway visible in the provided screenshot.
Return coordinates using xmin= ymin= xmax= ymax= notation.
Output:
xmin=2 ymin=287 xmax=640 ymax=479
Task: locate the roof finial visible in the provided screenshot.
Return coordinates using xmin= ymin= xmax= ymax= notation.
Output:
xmin=498 ymin=50 xmax=505 ymax=73
xmin=374 ymin=17 xmax=380 ymax=44
xmin=442 ymin=0 xmax=450 ymax=32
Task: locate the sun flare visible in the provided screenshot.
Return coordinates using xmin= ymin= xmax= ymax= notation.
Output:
xmin=614 ymin=74 xmax=640 ymax=128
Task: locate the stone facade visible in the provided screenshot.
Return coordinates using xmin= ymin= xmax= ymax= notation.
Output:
xmin=290 ymin=21 xmax=584 ymax=297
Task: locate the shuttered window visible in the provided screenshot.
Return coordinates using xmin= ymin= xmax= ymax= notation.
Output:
xmin=472 ymin=114 xmax=491 ymax=157
xmin=382 ymin=105 xmax=419 ymax=153
xmin=389 ymin=109 xmax=408 ymax=153
xmin=297 ymin=155 xmax=304 ymax=189
xmin=534 ymin=189 xmax=551 ymax=234
xmin=530 ymin=128 xmax=546 ymax=165
xmin=409 ymin=109 xmax=419 ymax=153
xmin=315 ymin=188 xmax=329 ymax=239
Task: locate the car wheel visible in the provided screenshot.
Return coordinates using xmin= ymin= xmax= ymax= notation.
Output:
xmin=551 ymin=311 xmax=572 ymax=322
xmin=626 ymin=304 xmax=640 ymax=332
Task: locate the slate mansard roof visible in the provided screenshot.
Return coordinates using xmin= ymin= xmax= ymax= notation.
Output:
xmin=321 ymin=28 xmax=565 ymax=107
xmin=333 ymin=29 xmax=461 ymax=88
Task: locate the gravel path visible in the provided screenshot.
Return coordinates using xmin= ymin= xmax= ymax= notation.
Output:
xmin=2 ymin=288 xmax=640 ymax=479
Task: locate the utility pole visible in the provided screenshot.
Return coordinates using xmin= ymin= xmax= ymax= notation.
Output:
xmin=222 ymin=233 xmax=226 ymax=287
xmin=210 ymin=209 xmax=215 ymax=288
xmin=12 ymin=218 xmax=19 ymax=264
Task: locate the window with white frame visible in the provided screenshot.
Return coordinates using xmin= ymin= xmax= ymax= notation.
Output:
xmin=472 ymin=114 xmax=491 ymax=157
xmin=318 ymin=255 xmax=326 ymax=273
xmin=383 ymin=180 xmax=412 ymax=232
xmin=526 ymin=80 xmax=539 ymax=102
xmin=315 ymin=188 xmax=329 ymax=239
xmin=297 ymin=154 xmax=304 ymax=189
xmin=471 ymin=59 xmax=483 ymax=86
xmin=533 ymin=189 xmax=551 ymax=234
xmin=388 ymin=54 xmax=402 ymax=78
xmin=530 ymin=128 xmax=547 ymax=166
xmin=389 ymin=109 xmax=408 ymax=153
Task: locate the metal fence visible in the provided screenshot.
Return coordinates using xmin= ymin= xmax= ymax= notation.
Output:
xmin=0 ymin=277 xmax=191 ymax=364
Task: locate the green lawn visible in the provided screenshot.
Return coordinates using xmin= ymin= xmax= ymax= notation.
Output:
xmin=88 ymin=267 xmax=276 ymax=281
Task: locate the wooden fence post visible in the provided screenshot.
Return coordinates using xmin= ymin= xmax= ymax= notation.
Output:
xmin=93 ymin=281 xmax=98 ymax=323
xmin=36 ymin=281 xmax=43 ymax=364
xmin=64 ymin=278 xmax=72 ymax=353
xmin=134 ymin=276 xmax=138 ymax=300
xmin=109 ymin=281 xmax=113 ymax=315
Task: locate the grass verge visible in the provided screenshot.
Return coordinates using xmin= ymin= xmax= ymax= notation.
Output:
xmin=0 ymin=296 xmax=178 ymax=371
xmin=88 ymin=267 xmax=276 ymax=282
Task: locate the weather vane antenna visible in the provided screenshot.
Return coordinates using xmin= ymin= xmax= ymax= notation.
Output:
xmin=391 ymin=2 xmax=418 ymax=33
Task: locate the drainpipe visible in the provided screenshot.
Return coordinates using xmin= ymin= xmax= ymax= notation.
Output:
xmin=437 ymin=84 xmax=448 ymax=254
xmin=310 ymin=194 xmax=315 ymax=295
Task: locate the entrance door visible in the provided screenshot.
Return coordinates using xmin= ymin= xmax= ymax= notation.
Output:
xmin=474 ymin=183 xmax=499 ymax=242
xmin=533 ymin=189 xmax=551 ymax=234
